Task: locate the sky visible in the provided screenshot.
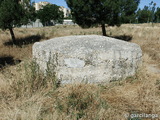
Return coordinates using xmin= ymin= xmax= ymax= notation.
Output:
xmin=33 ymin=0 xmax=160 ymax=9
xmin=139 ymin=0 xmax=160 ymax=9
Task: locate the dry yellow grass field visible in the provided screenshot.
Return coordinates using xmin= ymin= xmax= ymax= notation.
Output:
xmin=0 ymin=24 xmax=160 ymax=120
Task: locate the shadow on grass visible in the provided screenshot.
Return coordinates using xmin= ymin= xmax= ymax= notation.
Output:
xmin=110 ymin=35 xmax=133 ymax=42
xmin=4 ymin=34 xmax=43 ymax=47
xmin=0 ymin=56 xmax=21 ymax=69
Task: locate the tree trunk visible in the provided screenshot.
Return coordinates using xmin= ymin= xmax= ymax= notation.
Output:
xmin=101 ymin=23 xmax=107 ymax=36
xmin=9 ymin=28 xmax=16 ymax=44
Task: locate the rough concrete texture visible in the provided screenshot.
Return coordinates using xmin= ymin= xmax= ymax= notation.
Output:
xmin=32 ymin=35 xmax=142 ymax=84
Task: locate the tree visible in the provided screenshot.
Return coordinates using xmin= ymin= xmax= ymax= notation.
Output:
xmin=0 ymin=0 xmax=35 ymax=43
xmin=21 ymin=0 xmax=37 ymax=25
xmin=121 ymin=0 xmax=140 ymax=23
xmin=136 ymin=1 xmax=156 ymax=23
xmin=155 ymin=7 xmax=160 ymax=23
xmin=136 ymin=6 xmax=152 ymax=23
xmin=65 ymin=0 xmax=140 ymax=36
xmin=148 ymin=1 xmax=156 ymax=24
xmin=37 ymin=4 xmax=64 ymax=26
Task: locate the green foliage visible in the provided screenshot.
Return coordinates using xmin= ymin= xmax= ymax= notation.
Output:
xmin=0 ymin=0 xmax=36 ymax=42
xmin=66 ymin=0 xmax=140 ymax=36
xmin=37 ymin=4 xmax=64 ymax=26
xmin=0 ymin=0 xmax=24 ymax=30
xmin=121 ymin=0 xmax=140 ymax=23
xmin=55 ymin=87 xmax=109 ymax=119
xmin=12 ymin=60 xmax=58 ymax=98
xmin=66 ymin=0 xmax=121 ymax=27
xmin=136 ymin=1 xmax=157 ymax=23
xmin=21 ymin=1 xmax=37 ymax=25
xmin=155 ymin=7 xmax=160 ymax=23
xmin=137 ymin=7 xmax=152 ymax=23
xmin=55 ymin=91 xmax=93 ymax=119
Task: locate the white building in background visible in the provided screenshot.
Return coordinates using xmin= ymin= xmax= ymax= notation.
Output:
xmin=60 ymin=6 xmax=71 ymax=18
xmin=34 ymin=1 xmax=50 ymax=11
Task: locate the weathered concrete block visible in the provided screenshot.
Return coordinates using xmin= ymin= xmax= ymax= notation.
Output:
xmin=32 ymin=35 xmax=142 ymax=84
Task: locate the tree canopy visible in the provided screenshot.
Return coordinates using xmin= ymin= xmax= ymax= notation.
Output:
xmin=37 ymin=4 xmax=64 ymax=26
xmin=0 ymin=0 xmax=35 ymax=43
xmin=121 ymin=0 xmax=140 ymax=23
xmin=66 ymin=0 xmax=140 ymax=36
xmin=136 ymin=1 xmax=157 ymax=23
xmin=137 ymin=6 xmax=152 ymax=23
xmin=155 ymin=7 xmax=160 ymax=23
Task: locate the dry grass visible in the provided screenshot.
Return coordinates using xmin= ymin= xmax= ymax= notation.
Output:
xmin=0 ymin=24 xmax=160 ymax=120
